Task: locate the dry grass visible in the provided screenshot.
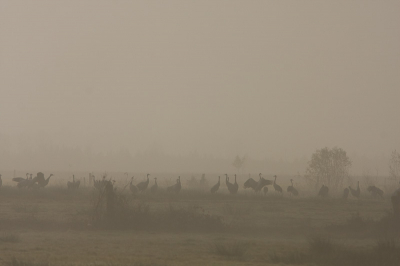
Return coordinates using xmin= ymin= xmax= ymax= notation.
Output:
xmin=0 ymin=233 xmax=21 ymax=243
xmin=0 ymin=185 xmax=397 ymax=265
xmin=213 ymin=241 xmax=249 ymax=259
xmin=9 ymin=257 xmax=49 ymax=266
xmin=268 ymin=237 xmax=400 ymax=266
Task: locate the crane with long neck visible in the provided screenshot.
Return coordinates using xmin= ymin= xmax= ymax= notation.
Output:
xmin=232 ymin=174 xmax=239 ymax=194
xmin=210 ymin=176 xmax=220 ymax=194
xmin=225 ymin=174 xmax=235 ymax=194
xmin=137 ymin=174 xmax=150 ymax=192
xmin=287 ymin=179 xmax=298 ymax=196
xmin=150 ymin=177 xmax=158 ymax=193
xmin=39 ymin=174 xmax=54 ymax=188
xmin=349 ymin=181 xmax=360 ymax=198
xmin=129 ymin=176 xmax=138 ymax=194
xmin=273 ymin=175 xmax=283 ymax=193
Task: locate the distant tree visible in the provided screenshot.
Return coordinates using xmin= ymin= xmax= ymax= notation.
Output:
xmin=305 ymin=147 xmax=351 ymax=190
xmin=389 ymin=150 xmax=400 ymax=180
xmin=199 ymin=174 xmax=208 ymax=190
xmin=233 ymin=155 xmax=246 ymax=172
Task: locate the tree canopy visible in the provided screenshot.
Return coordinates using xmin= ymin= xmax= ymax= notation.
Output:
xmin=389 ymin=150 xmax=400 ymax=180
xmin=233 ymin=155 xmax=246 ymax=172
xmin=305 ymin=147 xmax=351 ymax=190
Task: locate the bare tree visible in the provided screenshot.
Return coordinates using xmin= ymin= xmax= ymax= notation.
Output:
xmin=305 ymin=147 xmax=351 ymax=190
xmin=389 ymin=150 xmax=400 ymax=180
xmin=232 ymin=155 xmax=246 ymax=173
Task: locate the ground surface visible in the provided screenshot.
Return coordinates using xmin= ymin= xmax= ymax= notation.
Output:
xmin=0 ymin=179 xmax=397 ymax=266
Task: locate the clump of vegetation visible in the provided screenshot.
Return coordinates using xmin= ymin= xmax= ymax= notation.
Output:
xmin=89 ymin=180 xmax=226 ymax=232
xmin=0 ymin=232 xmax=21 ymax=243
xmin=213 ymin=241 xmax=248 ymax=259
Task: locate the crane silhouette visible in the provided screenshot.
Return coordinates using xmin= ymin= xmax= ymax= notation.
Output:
xmin=273 ymin=175 xmax=283 ymax=193
xmin=210 ymin=176 xmax=220 ymax=194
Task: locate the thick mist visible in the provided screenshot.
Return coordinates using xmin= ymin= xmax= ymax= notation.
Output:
xmin=1 ymin=1 xmax=399 ymax=172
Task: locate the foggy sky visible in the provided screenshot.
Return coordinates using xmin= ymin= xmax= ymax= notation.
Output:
xmin=1 ymin=1 xmax=399 ymax=161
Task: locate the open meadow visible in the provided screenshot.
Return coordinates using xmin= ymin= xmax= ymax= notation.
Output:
xmin=0 ymin=173 xmax=399 ymax=266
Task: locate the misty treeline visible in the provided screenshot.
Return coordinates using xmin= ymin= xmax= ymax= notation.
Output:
xmin=305 ymin=148 xmax=400 ymax=190
xmin=0 ymin=143 xmax=306 ymax=173
xmin=0 ymin=134 xmax=395 ymax=175
xmin=389 ymin=150 xmax=400 ymax=179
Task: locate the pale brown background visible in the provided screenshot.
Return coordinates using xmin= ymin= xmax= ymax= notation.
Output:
xmin=1 ymin=1 xmax=399 ymax=173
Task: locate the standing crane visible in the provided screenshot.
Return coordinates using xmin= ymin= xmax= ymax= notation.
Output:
xmin=287 ymin=179 xmax=299 ymax=196
xmin=129 ymin=177 xmax=138 ymax=194
xmin=210 ymin=176 xmax=220 ymax=194
xmin=255 ymin=173 xmax=272 ymax=192
xmin=137 ymin=174 xmax=150 ymax=192
xmin=343 ymin=188 xmax=349 ymax=199
xmin=232 ymin=174 xmax=239 ymax=194
xmin=318 ymin=185 xmax=329 ymax=197
xmin=150 ymin=177 xmax=158 ymax=193
xmin=244 ymin=174 xmax=258 ymax=191
xmin=273 ymin=175 xmax=283 ymax=193
xmin=167 ymin=176 xmax=181 ymax=193
xmin=349 ymin=181 xmax=360 ymax=198
xmin=225 ymin=174 xmax=235 ymax=194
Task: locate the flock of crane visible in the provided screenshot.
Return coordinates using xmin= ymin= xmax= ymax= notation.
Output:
xmin=210 ymin=173 xmax=380 ymax=199
xmin=124 ymin=173 xmax=387 ymax=199
xmin=0 ymin=172 xmax=387 ymax=200
xmin=126 ymin=174 xmax=182 ymax=194
xmin=8 ymin=172 xmax=54 ymax=189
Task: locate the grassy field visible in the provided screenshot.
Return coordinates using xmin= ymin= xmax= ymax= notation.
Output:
xmin=0 ymin=180 xmax=399 ymax=266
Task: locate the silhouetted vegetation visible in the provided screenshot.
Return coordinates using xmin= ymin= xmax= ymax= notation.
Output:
xmin=305 ymin=147 xmax=351 ymax=190
xmin=90 ymin=181 xmax=226 ymax=232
